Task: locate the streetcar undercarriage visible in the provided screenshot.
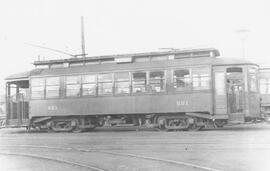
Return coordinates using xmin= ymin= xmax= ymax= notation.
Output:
xmin=29 ymin=113 xmax=226 ymax=132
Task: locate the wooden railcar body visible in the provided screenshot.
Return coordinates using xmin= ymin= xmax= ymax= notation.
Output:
xmin=5 ymin=48 xmax=261 ymax=131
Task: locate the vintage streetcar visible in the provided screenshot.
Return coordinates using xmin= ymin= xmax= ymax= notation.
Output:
xmin=258 ymin=68 xmax=270 ymax=122
xmin=5 ymin=48 xmax=261 ymax=132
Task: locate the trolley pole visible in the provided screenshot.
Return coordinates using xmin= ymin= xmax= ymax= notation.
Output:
xmin=81 ymin=16 xmax=86 ymax=59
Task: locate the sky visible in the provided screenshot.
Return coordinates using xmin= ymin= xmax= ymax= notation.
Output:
xmin=0 ymin=0 xmax=270 ymax=94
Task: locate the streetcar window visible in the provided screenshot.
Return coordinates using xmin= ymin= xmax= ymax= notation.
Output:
xmin=31 ymin=86 xmax=44 ymax=99
xmin=82 ymin=75 xmax=97 ymax=96
xmin=149 ymin=71 xmax=165 ymax=92
xmin=134 ymin=57 xmax=150 ymax=63
xmin=50 ymin=63 xmax=63 ymax=68
xmin=259 ymin=79 xmax=270 ymax=94
xmin=98 ymin=73 xmax=113 ymax=95
xmin=31 ymin=78 xmax=45 ymax=99
xmin=151 ymin=56 xmax=168 ymax=61
xmin=31 ymin=78 xmax=45 ymax=86
xmin=36 ymin=65 xmax=49 ymax=69
xmin=100 ymin=59 xmax=115 ymax=64
xmin=249 ymin=74 xmax=257 ymax=92
xmin=66 ymin=76 xmax=81 ymax=97
xmin=46 ymin=77 xmax=60 ymax=98
xmin=192 ymin=68 xmax=210 ymax=90
xmin=69 ymin=62 xmax=84 ymax=67
xmin=249 ymin=68 xmax=257 ymax=92
xmin=115 ymin=72 xmax=130 ymax=94
xmin=85 ymin=60 xmax=100 ymax=65
xmin=82 ymin=75 xmax=96 ymax=83
xmin=173 ymin=69 xmax=191 ymax=90
xmin=249 ymin=68 xmax=256 ymax=74
xmin=132 ymin=72 xmax=147 ymax=93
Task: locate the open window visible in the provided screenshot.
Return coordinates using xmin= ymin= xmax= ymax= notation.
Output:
xmin=132 ymin=72 xmax=147 ymax=93
xmin=173 ymin=69 xmax=191 ymax=90
xmin=149 ymin=71 xmax=165 ymax=92
xmin=82 ymin=75 xmax=97 ymax=96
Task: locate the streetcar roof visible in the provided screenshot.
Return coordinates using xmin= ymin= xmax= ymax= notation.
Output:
xmin=5 ymin=48 xmax=259 ymax=80
xmin=33 ymin=48 xmax=220 ymax=67
xmin=213 ymin=57 xmax=258 ymax=67
xmin=5 ymin=71 xmax=30 ymax=81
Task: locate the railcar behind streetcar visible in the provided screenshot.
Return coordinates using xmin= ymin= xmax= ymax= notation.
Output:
xmin=5 ymin=48 xmax=261 ymax=132
xmin=258 ymin=68 xmax=270 ymax=121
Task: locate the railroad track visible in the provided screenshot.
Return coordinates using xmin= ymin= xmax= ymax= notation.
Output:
xmin=0 ymin=151 xmax=107 ymax=171
xmin=0 ymin=145 xmax=222 ymax=171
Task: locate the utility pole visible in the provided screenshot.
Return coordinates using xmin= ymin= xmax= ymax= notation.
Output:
xmin=236 ymin=29 xmax=250 ymax=60
xmin=81 ymin=16 xmax=86 ymax=59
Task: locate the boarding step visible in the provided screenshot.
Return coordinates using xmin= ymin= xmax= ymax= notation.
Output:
xmin=6 ymin=119 xmax=30 ymax=127
xmin=228 ymin=113 xmax=245 ymax=124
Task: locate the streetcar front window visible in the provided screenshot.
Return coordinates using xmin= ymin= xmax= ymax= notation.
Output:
xmin=248 ymin=68 xmax=258 ymax=92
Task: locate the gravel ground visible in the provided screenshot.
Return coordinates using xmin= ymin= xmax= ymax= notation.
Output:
xmin=1 ymin=123 xmax=270 ymax=171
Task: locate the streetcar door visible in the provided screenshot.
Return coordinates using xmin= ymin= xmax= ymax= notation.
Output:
xmin=227 ymin=79 xmax=244 ymax=113
xmin=6 ymin=80 xmax=29 ymax=127
xmin=226 ymin=67 xmax=245 ymax=123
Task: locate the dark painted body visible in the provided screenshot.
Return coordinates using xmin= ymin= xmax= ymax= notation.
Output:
xmin=5 ymin=49 xmax=261 ymax=129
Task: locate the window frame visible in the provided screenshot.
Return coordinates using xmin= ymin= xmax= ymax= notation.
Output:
xmin=31 ymin=78 xmax=45 ymax=100
xmin=45 ymin=77 xmax=60 ymax=99
xmin=173 ymin=68 xmax=192 ymax=91
xmin=192 ymin=67 xmax=211 ymax=90
xmin=114 ymin=72 xmax=131 ymax=95
xmin=65 ymin=75 xmax=82 ymax=97
xmin=82 ymin=74 xmax=97 ymax=97
xmin=131 ymin=71 xmax=148 ymax=94
xmin=259 ymin=78 xmax=270 ymax=94
xmin=149 ymin=70 xmax=166 ymax=93
xmin=248 ymin=68 xmax=258 ymax=93
xmin=97 ymin=73 xmax=113 ymax=96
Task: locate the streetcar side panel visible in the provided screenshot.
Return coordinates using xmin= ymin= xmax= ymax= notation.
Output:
xmin=29 ymin=92 xmax=212 ymax=117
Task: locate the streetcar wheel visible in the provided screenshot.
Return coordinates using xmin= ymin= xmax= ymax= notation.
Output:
xmin=156 ymin=117 xmax=168 ymax=131
xmin=187 ymin=124 xmax=201 ymax=131
xmin=71 ymin=119 xmax=83 ymax=133
xmin=72 ymin=127 xmax=83 ymax=133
